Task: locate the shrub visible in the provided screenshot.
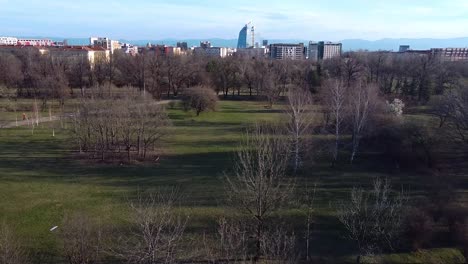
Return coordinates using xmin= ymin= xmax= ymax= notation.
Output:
xmin=387 ymin=98 xmax=405 ymax=117
xmin=182 ymin=87 xmax=218 ymax=116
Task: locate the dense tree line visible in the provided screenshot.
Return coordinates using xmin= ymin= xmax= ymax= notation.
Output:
xmin=1 ymin=48 xmax=467 ymax=107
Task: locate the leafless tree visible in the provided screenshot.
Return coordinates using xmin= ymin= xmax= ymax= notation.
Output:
xmin=67 ymin=55 xmax=91 ymax=97
xmin=71 ymin=96 xmax=170 ymax=162
xmin=439 ymin=86 xmax=468 ymax=142
xmin=226 ymin=123 xmax=293 ymax=262
xmin=302 ymin=184 xmax=317 ymax=262
xmin=215 ymin=217 xmax=251 ymax=263
xmin=0 ymin=222 xmax=27 ymax=264
xmin=260 ymin=226 xmax=298 ymax=264
xmin=337 ymin=178 xmax=406 ymax=264
xmin=146 ymin=55 xmax=164 ymax=99
xmin=182 ymin=86 xmax=218 ymax=116
xmin=60 ymin=212 xmax=103 ymax=264
xmin=286 ymin=86 xmax=315 ymax=173
xmin=321 ymin=79 xmax=347 ymax=165
xmin=112 ymin=190 xmax=187 ymax=264
xmin=0 ymin=53 xmax=22 ymax=90
xmin=349 ymin=81 xmax=380 ymax=163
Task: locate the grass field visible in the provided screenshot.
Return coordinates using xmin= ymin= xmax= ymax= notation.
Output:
xmin=0 ymin=99 xmax=466 ymax=263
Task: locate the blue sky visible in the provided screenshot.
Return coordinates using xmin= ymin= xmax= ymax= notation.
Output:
xmin=1 ymin=0 xmax=467 ymax=40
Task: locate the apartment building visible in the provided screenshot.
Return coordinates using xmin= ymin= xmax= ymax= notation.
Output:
xmin=269 ymin=43 xmax=305 ymax=60
xmin=90 ymin=37 xmax=120 ymax=53
xmin=431 ymin=48 xmax=468 ymax=62
xmin=308 ymin=41 xmax=342 ymax=61
xmin=0 ymin=37 xmax=18 ymax=45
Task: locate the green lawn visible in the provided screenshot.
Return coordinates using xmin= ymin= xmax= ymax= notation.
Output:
xmin=0 ymin=100 xmax=466 ymax=263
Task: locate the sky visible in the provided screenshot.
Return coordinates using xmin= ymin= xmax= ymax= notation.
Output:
xmin=1 ymin=0 xmax=468 ymax=41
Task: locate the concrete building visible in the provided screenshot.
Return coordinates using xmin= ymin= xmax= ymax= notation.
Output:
xmin=47 ymin=46 xmax=110 ymax=66
xmin=17 ymin=38 xmax=54 ymax=47
xmin=430 ymin=48 xmax=468 ymax=62
xmin=0 ymin=45 xmax=109 ymax=66
xmin=235 ymin=48 xmax=266 ymax=59
xmin=177 ymin=42 xmax=188 ymax=51
xmin=0 ymin=37 xmax=18 ymax=46
xmin=399 ymin=45 xmax=410 ymax=52
xmin=121 ymin=44 xmax=139 ymax=55
xmin=90 ymin=37 xmax=120 ymax=53
xmin=269 ymin=43 xmax=305 ymax=60
xmin=200 ymin=41 xmax=212 ymax=49
xmin=0 ymin=46 xmax=48 ymax=55
xmin=193 ymin=46 xmax=229 ymax=58
xmin=308 ymin=41 xmax=342 ymax=61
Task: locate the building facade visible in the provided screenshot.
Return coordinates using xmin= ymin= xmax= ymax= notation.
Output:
xmin=237 ymin=25 xmax=248 ymax=49
xmin=17 ymin=38 xmax=54 ymax=47
xmin=269 ymin=43 xmax=305 ymax=60
xmin=90 ymin=37 xmax=120 ymax=53
xmin=399 ymin=45 xmax=410 ymax=52
xmin=0 ymin=37 xmax=18 ymax=46
xmin=193 ymin=47 xmax=228 ymax=58
xmin=121 ymin=44 xmax=139 ymax=55
xmin=235 ymin=48 xmax=266 ymax=59
xmin=177 ymin=42 xmax=188 ymax=51
xmin=47 ymin=46 xmax=110 ymax=66
xmin=431 ymin=48 xmax=468 ymax=62
xmin=308 ymin=41 xmax=342 ymax=61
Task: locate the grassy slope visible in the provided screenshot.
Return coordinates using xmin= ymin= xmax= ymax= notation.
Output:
xmin=0 ymin=100 xmax=465 ymax=263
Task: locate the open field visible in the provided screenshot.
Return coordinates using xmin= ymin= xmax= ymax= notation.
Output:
xmin=0 ymin=100 xmax=467 ymax=263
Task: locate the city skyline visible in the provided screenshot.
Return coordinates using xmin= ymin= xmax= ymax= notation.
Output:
xmin=1 ymin=0 xmax=468 ymax=41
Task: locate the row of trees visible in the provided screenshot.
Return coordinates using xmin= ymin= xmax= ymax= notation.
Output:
xmin=71 ymin=95 xmax=170 ymax=162
xmin=3 ymin=48 xmax=465 ymax=108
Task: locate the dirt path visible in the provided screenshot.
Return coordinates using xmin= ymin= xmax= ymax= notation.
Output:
xmin=1 ymin=115 xmax=64 ymax=129
xmin=0 ymin=100 xmax=175 ymax=129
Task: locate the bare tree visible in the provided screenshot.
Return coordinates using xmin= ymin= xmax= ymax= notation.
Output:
xmin=226 ymin=124 xmax=293 ymax=262
xmin=442 ymin=86 xmax=468 ymax=142
xmin=182 ymin=87 xmax=218 ymax=116
xmin=260 ymin=226 xmax=298 ymax=264
xmin=60 ymin=212 xmax=103 ymax=264
xmin=112 ymin=190 xmax=187 ymax=264
xmin=286 ymin=87 xmax=315 ymax=173
xmin=302 ymin=184 xmax=317 ymax=262
xmin=215 ymin=217 xmax=251 ymax=263
xmin=321 ymin=79 xmax=347 ymax=165
xmin=337 ymin=178 xmax=406 ymax=264
xmin=0 ymin=222 xmax=27 ymax=264
xmin=71 ymin=96 xmax=170 ymax=162
xmin=349 ymin=82 xmax=380 ymax=163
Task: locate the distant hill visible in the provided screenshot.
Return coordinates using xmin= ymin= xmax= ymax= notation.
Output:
xmin=16 ymin=36 xmax=468 ymax=51
xmin=341 ymin=38 xmax=468 ymax=51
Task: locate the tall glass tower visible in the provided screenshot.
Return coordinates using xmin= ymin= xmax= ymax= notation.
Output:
xmin=237 ymin=25 xmax=248 ymax=49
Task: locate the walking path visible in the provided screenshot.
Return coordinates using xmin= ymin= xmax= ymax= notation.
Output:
xmin=0 ymin=100 xmax=175 ymax=129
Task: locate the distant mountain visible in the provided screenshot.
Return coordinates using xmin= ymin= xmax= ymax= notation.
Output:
xmin=15 ymin=36 xmax=468 ymax=51
xmin=340 ymin=38 xmax=468 ymax=51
